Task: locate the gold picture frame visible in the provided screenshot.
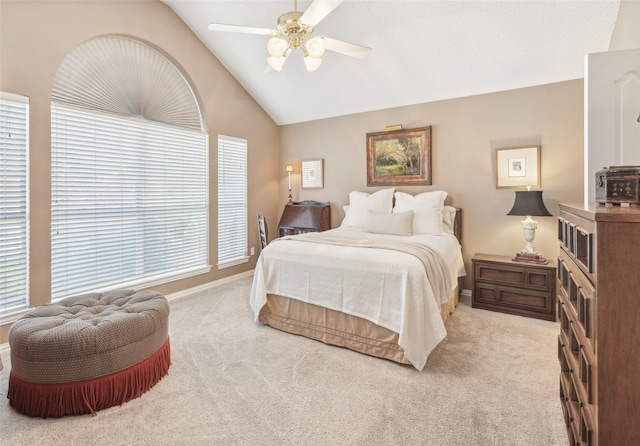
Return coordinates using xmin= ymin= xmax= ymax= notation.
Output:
xmin=366 ymin=126 xmax=432 ymax=186
xmin=495 ymin=146 xmax=541 ymax=189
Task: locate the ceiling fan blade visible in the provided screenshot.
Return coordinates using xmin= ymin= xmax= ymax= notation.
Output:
xmin=300 ymin=0 xmax=345 ymax=27
xmin=322 ymin=37 xmax=371 ymax=59
xmin=207 ymin=23 xmax=274 ymax=36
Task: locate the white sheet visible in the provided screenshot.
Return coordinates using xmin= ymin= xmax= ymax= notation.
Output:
xmin=249 ymin=226 xmax=466 ymax=371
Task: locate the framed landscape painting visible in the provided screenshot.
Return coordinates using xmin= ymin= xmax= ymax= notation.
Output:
xmin=366 ymin=126 xmax=432 ymax=186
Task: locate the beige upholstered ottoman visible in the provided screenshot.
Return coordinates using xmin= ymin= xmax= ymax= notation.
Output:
xmin=8 ymin=289 xmax=170 ymax=418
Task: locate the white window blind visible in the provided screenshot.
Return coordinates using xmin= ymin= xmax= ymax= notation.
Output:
xmin=218 ymin=135 xmax=248 ymax=268
xmin=0 ymin=92 xmax=29 ymax=313
xmin=51 ymin=104 xmax=209 ymax=299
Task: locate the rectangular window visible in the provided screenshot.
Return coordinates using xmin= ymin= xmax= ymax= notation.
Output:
xmin=218 ymin=135 xmax=248 ymax=268
xmin=0 ymin=92 xmax=29 ymax=313
xmin=51 ymin=104 xmax=209 ymax=299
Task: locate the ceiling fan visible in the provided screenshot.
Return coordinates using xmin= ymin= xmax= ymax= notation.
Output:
xmin=207 ymin=0 xmax=371 ymax=72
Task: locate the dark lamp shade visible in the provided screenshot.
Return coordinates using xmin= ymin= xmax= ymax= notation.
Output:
xmin=507 ymin=190 xmax=552 ymax=216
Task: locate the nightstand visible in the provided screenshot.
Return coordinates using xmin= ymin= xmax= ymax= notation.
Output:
xmin=472 ymin=253 xmax=556 ymax=321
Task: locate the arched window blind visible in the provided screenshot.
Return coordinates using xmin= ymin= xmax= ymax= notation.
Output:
xmin=217 ymin=135 xmax=248 ymax=268
xmin=0 ymin=92 xmax=29 ymax=313
xmin=51 ymin=36 xmax=209 ymax=299
xmin=51 ymin=35 xmax=203 ymax=130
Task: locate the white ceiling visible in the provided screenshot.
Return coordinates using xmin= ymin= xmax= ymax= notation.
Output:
xmin=162 ymin=0 xmax=620 ymax=126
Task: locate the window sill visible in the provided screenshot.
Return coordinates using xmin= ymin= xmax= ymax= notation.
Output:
xmin=217 ymin=256 xmax=250 ymax=269
xmin=1 ymin=264 xmax=213 ymax=326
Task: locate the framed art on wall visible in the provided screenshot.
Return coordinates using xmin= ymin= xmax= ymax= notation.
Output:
xmin=301 ymin=158 xmax=324 ymax=189
xmin=366 ymin=126 xmax=432 ymax=186
xmin=495 ymin=146 xmax=541 ymax=189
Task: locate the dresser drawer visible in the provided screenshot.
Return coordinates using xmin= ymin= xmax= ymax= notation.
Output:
xmin=557 ymin=250 xmax=595 ymax=353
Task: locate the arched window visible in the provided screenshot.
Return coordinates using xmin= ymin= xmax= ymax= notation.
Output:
xmin=50 ymin=35 xmax=209 ymax=299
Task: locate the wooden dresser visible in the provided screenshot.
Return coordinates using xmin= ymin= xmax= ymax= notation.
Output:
xmin=556 ymin=203 xmax=640 ymax=446
xmin=277 ymin=200 xmax=331 ymax=237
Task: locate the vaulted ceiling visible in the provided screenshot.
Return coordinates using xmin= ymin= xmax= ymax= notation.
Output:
xmin=162 ymin=1 xmax=620 ymax=126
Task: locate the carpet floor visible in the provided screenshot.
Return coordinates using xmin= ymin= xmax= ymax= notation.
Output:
xmin=0 ymin=274 xmax=566 ymax=445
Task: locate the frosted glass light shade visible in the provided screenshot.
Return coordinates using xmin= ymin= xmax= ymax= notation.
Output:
xmin=268 ymin=37 xmax=288 ymax=57
xmin=305 ymin=37 xmax=325 ymax=58
xmin=267 ymin=56 xmax=287 ymax=72
xmin=304 ymin=55 xmax=322 ymax=72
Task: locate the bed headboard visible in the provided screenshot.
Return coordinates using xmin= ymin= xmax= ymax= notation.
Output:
xmin=454 ymin=208 xmax=462 ymax=243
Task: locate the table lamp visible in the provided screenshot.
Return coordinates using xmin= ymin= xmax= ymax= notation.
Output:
xmin=507 ymin=189 xmax=551 ymax=259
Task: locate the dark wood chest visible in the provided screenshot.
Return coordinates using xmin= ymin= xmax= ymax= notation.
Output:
xmin=595 ymin=166 xmax=640 ymax=205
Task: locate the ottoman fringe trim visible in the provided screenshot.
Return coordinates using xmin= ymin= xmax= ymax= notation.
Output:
xmin=7 ymin=338 xmax=171 ymax=418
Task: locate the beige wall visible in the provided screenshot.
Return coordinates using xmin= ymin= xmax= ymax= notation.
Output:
xmin=609 ymin=0 xmax=640 ymax=51
xmin=280 ymin=80 xmax=585 ymax=290
xmin=0 ymin=0 xmax=280 ymax=343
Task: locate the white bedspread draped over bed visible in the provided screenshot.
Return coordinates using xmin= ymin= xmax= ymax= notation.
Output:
xmin=249 ymin=227 xmax=466 ymax=371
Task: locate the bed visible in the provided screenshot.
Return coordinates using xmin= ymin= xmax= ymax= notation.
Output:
xmin=249 ymin=188 xmax=466 ymax=371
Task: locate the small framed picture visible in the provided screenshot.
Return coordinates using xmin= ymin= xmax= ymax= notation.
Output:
xmin=301 ymin=158 xmax=324 ymax=189
xmin=496 ymin=146 xmax=541 ymax=188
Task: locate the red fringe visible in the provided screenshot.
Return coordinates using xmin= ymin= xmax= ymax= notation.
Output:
xmin=7 ymin=338 xmax=171 ymax=418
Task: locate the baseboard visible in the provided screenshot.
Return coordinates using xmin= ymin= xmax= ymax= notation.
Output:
xmin=164 ymin=269 xmax=254 ymax=302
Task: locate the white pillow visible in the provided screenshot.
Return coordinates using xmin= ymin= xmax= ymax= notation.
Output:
xmin=442 ymin=206 xmax=457 ymax=235
xmin=393 ymin=191 xmax=447 ymax=235
xmin=341 ymin=188 xmax=395 ymax=228
xmin=342 ymin=205 xmax=350 ymax=222
xmin=365 ymin=210 xmax=413 ymax=236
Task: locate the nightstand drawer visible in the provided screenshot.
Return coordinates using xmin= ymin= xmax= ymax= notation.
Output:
xmin=475 ymin=262 xmax=554 ymax=292
xmin=473 ymin=283 xmax=554 ymax=319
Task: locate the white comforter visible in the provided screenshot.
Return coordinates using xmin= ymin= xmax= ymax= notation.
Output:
xmin=249 ymin=226 xmax=466 ymax=371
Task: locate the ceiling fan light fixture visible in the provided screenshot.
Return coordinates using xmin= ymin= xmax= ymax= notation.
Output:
xmin=304 ymin=55 xmax=322 ymax=72
xmin=208 ymin=0 xmax=371 ymax=74
xmin=267 ymin=55 xmax=287 ymax=72
xmin=268 ymin=37 xmax=289 ymax=57
xmin=305 ymin=36 xmax=325 ymax=58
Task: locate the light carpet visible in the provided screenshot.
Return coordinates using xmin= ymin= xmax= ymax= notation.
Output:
xmin=0 ymin=274 xmax=566 ymax=445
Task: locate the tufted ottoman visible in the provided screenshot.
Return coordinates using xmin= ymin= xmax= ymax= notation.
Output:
xmin=7 ymin=289 xmax=171 ymax=418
